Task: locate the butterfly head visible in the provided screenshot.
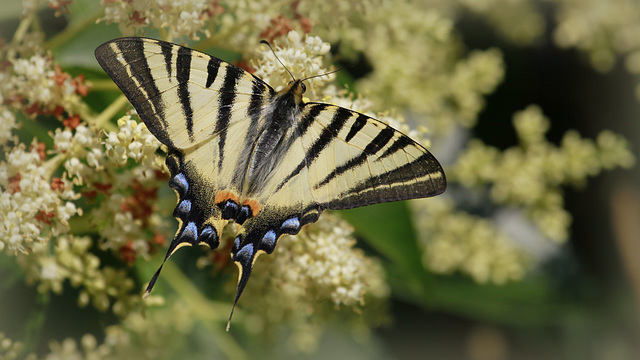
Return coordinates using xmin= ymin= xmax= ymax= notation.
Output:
xmin=289 ymin=80 xmax=307 ymax=94
xmin=282 ymin=79 xmax=306 ymax=102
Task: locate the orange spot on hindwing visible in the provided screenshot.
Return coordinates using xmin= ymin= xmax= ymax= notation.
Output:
xmin=214 ymin=190 xmax=239 ymax=205
xmin=214 ymin=190 xmax=263 ymax=223
xmin=242 ymin=199 xmax=262 ymax=217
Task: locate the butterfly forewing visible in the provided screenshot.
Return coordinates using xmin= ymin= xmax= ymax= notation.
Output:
xmin=268 ymin=103 xmax=446 ymax=210
xmin=95 ymin=38 xmax=273 ymax=150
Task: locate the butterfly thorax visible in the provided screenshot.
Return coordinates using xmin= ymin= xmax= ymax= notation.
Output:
xmin=243 ymin=80 xmax=305 ymax=195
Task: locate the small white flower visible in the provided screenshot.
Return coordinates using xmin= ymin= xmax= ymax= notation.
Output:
xmin=40 ymin=258 xmax=61 ymax=280
xmin=0 ymin=107 xmax=17 ymax=146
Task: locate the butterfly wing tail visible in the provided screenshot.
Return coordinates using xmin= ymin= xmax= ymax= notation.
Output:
xmin=225 ymin=204 xmax=321 ymax=330
xmin=224 ymin=229 xmax=261 ymax=331
xmin=227 ymin=243 xmax=254 ymax=331
xmin=143 ymin=223 xmax=217 ymax=298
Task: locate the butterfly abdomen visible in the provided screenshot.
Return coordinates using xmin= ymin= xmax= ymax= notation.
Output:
xmin=242 ymin=81 xmax=306 ymax=194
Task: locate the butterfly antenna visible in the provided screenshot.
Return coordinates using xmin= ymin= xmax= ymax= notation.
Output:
xmin=301 ymin=64 xmax=352 ymax=82
xmin=260 ymin=40 xmax=296 ymax=81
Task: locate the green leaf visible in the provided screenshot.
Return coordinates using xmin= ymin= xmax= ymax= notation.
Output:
xmin=340 ymin=203 xmax=580 ymax=328
xmin=428 ymin=274 xmax=582 ymax=327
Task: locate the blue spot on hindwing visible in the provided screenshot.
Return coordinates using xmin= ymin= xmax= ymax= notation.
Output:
xmin=233 ymin=236 xmax=241 ymax=253
xmin=235 ymin=243 xmax=254 ymax=261
xmin=260 ymin=230 xmax=277 ymax=253
xmin=200 ymin=225 xmax=214 ymax=240
xmin=280 ymin=217 xmax=300 ymax=234
xmin=170 ymin=173 xmax=189 ymax=195
xmin=180 ymin=222 xmax=198 ymax=243
xmin=199 ymin=225 xmax=218 ymax=248
xmin=174 ymin=199 xmax=191 ymax=218
xmin=221 ymin=200 xmax=238 ymax=219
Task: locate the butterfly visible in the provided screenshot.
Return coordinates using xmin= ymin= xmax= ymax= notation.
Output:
xmin=95 ymin=37 xmax=446 ymax=329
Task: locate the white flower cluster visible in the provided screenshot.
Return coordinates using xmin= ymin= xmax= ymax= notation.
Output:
xmin=453 ymin=105 xmax=634 ymax=242
xmin=316 ymin=2 xmax=505 ymax=134
xmin=43 ymin=334 xmax=111 ymax=360
xmin=245 ymin=214 xmax=388 ymax=321
xmin=53 ymin=124 xmax=106 ymax=185
xmin=5 ymin=54 xmax=55 ymax=103
xmin=253 ymin=31 xmax=333 ymax=100
xmin=41 ymin=298 xmax=201 ymax=360
xmin=1 ymin=53 xmax=85 ymax=117
xmin=294 ymin=219 xmax=387 ymax=307
xmin=104 ymin=115 xmax=163 ymax=169
xmin=234 ymin=215 xmax=388 ymax=350
xmin=0 ymin=140 xmax=80 ymax=253
xmin=52 ymin=115 xmax=167 ymax=260
xmin=17 ymin=235 xmax=139 ymax=317
xmin=92 ymin=191 xmax=166 ymax=259
xmin=414 ymin=198 xmax=529 ymax=284
xmin=553 ymin=0 xmax=640 ymax=72
xmin=100 ymin=0 xmax=221 ymax=40
xmin=92 ymin=115 xmax=167 ymax=256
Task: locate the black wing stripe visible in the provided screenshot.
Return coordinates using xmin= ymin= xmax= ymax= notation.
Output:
xmin=114 ymin=40 xmax=171 ymax=147
xmin=273 ymin=103 xmax=330 ymax=193
xmin=315 ymin=126 xmax=395 ymax=189
xmin=206 ymin=57 xmax=220 ymax=88
xmin=176 ymin=46 xmax=195 ymax=141
xmin=345 ymin=114 xmax=367 ymax=142
xmin=377 ymin=135 xmax=413 ymax=160
xmin=377 ymin=153 xmax=431 ymax=189
xmin=246 ymin=80 xmax=269 ymax=140
xmin=305 ymin=106 xmax=352 ymax=162
xmin=161 ymin=42 xmax=173 ymax=82
xmin=215 ymin=66 xmax=241 ymax=170
xmin=366 ymin=127 xmax=395 ymax=154
xmin=232 ymin=80 xmax=269 ymax=185
xmin=295 ymin=103 xmax=327 ymax=138
xmin=329 ymin=153 xmax=445 ymax=208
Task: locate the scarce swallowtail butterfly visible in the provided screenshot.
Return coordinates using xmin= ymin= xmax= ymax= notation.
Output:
xmin=95 ymin=37 xmax=446 ymax=330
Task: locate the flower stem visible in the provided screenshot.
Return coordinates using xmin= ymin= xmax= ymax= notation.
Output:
xmin=8 ymin=12 xmax=33 ymax=58
xmin=92 ymin=95 xmax=129 ymax=131
xmin=147 ymin=261 xmax=249 ymax=360
xmin=43 ymin=153 xmax=65 ymax=180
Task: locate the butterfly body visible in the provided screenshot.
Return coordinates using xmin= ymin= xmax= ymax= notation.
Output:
xmin=95 ymin=37 xmax=446 ymax=328
xmin=244 ymin=81 xmax=303 ymax=194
